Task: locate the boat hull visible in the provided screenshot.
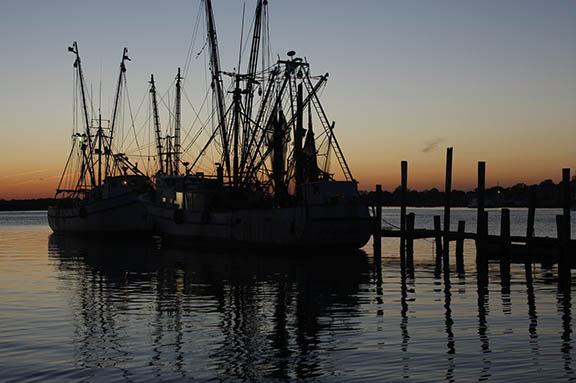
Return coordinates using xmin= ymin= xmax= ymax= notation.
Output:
xmin=147 ymin=203 xmax=372 ymax=249
xmin=48 ymin=193 xmax=152 ymax=234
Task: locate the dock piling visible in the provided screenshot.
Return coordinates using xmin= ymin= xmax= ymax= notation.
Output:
xmin=442 ymin=147 xmax=453 ymax=276
xmin=562 ymin=168 xmax=571 ymax=242
xmin=526 ymin=186 xmax=536 ymax=240
xmin=434 ymin=215 xmax=443 ymax=270
xmin=500 ymin=208 xmax=511 ymax=284
xmin=400 ymin=161 xmax=408 ymax=255
xmin=476 ymin=161 xmax=487 ymax=268
xmin=456 ymin=220 xmax=465 ymax=275
xmin=374 ymin=184 xmax=382 ymax=253
xmin=524 ymin=185 xmax=536 ymax=281
xmin=406 ymin=212 xmax=415 ymax=273
xmin=556 ymin=214 xmax=570 ymax=292
xmin=476 ymin=161 xmax=486 ymax=238
xmin=558 ymin=168 xmax=572 ymax=292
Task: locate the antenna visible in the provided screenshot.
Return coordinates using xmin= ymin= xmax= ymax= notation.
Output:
xmin=99 ymin=58 xmax=102 ymax=117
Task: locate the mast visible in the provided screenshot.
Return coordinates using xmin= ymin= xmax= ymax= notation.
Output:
xmin=232 ymin=75 xmax=241 ymax=187
xmin=271 ymin=108 xmax=287 ymax=204
xmin=98 ymin=111 xmax=102 ymax=186
xmin=174 ymin=67 xmax=182 ymax=175
xmin=68 ymin=42 xmax=96 ymax=189
xmin=305 ymin=75 xmax=354 ymax=181
xmin=149 ymin=74 xmax=164 ymax=174
xmin=303 ymin=104 xmax=319 ymax=182
xmin=204 ymin=0 xmax=231 ymax=181
xmin=107 ymin=48 xmax=130 ymax=176
xmin=294 ymin=83 xmax=304 ymax=200
xmin=240 ymin=0 xmax=264 ymax=169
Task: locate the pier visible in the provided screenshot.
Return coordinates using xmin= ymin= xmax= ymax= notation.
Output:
xmin=370 ymin=148 xmax=574 ymax=288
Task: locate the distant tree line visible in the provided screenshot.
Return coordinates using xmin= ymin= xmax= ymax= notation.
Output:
xmin=361 ymin=177 xmax=576 ymax=208
xmin=0 ymin=198 xmax=56 ymax=211
xmin=1 ymin=177 xmax=574 ymax=210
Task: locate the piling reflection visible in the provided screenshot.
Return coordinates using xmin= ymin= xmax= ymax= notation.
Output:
xmin=48 ymin=234 xmax=369 ymax=381
xmin=477 ymin=275 xmax=492 ymax=381
xmin=560 ymin=293 xmax=573 ymax=375
xmin=526 ymin=271 xmax=539 ymax=363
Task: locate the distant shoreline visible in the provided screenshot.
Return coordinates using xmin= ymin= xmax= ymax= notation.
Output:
xmin=0 ymin=199 xmax=55 ymax=211
xmin=1 ymin=197 xmax=570 ymax=211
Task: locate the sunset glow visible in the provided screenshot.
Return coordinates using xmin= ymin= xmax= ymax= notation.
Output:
xmin=1 ymin=0 xmax=575 ymax=199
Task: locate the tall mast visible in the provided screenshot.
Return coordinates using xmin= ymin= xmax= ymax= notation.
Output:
xmin=240 ymin=0 xmax=264 ymax=166
xmin=149 ymin=74 xmax=164 ymax=174
xmin=174 ymin=68 xmax=182 ymax=175
xmin=107 ymin=48 xmax=130 ymax=176
xmin=294 ymin=83 xmax=304 ymax=200
xmin=204 ymin=0 xmax=231 ymax=181
xmin=232 ymin=75 xmax=242 ymax=187
xmin=68 ymin=42 xmax=96 ymax=189
xmin=97 ymin=111 xmax=102 ymax=186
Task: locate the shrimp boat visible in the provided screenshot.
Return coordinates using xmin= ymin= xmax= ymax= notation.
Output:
xmin=145 ymin=0 xmax=371 ymax=249
xmin=48 ymin=43 xmax=153 ymax=234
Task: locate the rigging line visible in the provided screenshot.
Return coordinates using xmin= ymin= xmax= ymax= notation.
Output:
xmin=237 ymin=2 xmax=246 ymax=72
xmin=183 ymin=1 xmax=204 ymax=82
xmin=181 ymin=86 xmax=209 ymax=133
xmin=121 ymin=88 xmax=150 ymax=151
xmin=239 ymin=2 xmax=258 ymax=72
xmin=184 ymin=126 xmax=208 ymax=156
xmin=123 ymin=80 xmax=142 ymax=156
xmin=55 ymin=142 xmax=77 ymax=197
xmin=189 ymin=101 xmax=234 ymax=170
xmin=181 ymin=88 xmax=212 ymax=152
xmin=155 ymin=79 xmax=178 ymax=124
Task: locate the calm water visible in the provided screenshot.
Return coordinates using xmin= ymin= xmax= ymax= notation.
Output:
xmin=1 ymin=209 xmax=575 ymax=382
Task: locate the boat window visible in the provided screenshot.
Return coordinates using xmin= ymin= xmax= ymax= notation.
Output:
xmin=175 ymin=192 xmax=184 ymax=208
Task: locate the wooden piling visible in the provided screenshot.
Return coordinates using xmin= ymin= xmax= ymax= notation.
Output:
xmin=406 ymin=212 xmax=415 ymax=270
xmin=476 ymin=162 xmax=487 ymax=269
xmin=558 ymin=168 xmax=572 ymax=292
xmin=562 ymin=168 xmax=571 ymax=241
xmin=442 ymin=147 xmax=453 ymax=276
xmin=374 ymin=184 xmax=382 ymax=252
xmin=556 ymin=214 xmax=570 ymax=292
xmin=434 ymin=215 xmax=443 ymax=269
xmin=500 ymin=208 xmax=511 ymax=284
xmin=526 ymin=186 xmax=536 ymax=240
xmin=477 ymin=161 xmax=486 ymax=238
xmin=476 ymin=211 xmax=489 ymax=289
xmin=500 ymin=209 xmax=511 ymax=253
xmin=456 ymin=220 xmax=465 ymax=275
xmin=524 ymin=185 xmax=536 ymax=282
xmin=400 ymin=161 xmax=408 ymax=255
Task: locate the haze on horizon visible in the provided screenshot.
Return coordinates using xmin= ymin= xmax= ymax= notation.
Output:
xmin=1 ymin=0 xmax=575 ymax=199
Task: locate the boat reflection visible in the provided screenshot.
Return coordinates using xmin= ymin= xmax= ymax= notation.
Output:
xmin=48 ymin=234 xmax=369 ymax=381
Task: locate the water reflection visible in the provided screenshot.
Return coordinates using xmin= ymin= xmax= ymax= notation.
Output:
xmin=48 ymin=235 xmax=369 ymax=381
xmin=43 ymin=232 xmax=576 ymax=381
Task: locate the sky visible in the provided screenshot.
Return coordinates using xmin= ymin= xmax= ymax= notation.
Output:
xmin=1 ymin=0 xmax=575 ymax=199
